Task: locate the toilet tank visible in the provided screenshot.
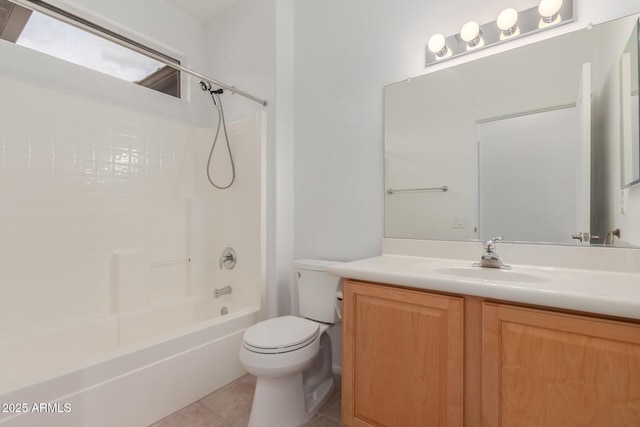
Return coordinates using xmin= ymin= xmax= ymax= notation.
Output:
xmin=294 ymin=259 xmax=343 ymax=324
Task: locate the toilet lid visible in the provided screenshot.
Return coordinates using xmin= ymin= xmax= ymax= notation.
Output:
xmin=243 ymin=316 xmax=319 ymax=354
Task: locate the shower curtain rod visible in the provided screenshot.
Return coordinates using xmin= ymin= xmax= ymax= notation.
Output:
xmin=7 ymin=0 xmax=268 ymax=106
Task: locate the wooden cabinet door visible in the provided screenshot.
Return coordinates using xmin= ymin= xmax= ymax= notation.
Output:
xmin=342 ymin=280 xmax=464 ymax=427
xmin=483 ymin=303 xmax=640 ymax=426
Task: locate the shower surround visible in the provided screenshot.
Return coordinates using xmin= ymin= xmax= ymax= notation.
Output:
xmin=0 ymin=75 xmax=266 ymax=426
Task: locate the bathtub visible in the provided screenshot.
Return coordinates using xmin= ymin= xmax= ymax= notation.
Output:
xmin=0 ymin=297 xmax=260 ymax=427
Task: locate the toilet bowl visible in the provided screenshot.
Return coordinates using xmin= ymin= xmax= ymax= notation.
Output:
xmin=239 ymin=259 xmax=342 ymax=427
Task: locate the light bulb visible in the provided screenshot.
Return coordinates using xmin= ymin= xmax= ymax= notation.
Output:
xmin=460 ymin=21 xmax=484 ymax=50
xmin=497 ymin=8 xmax=520 ymax=40
xmin=460 ymin=21 xmax=479 ymax=42
xmin=428 ymin=33 xmax=451 ymax=59
xmin=538 ymin=0 xmax=563 ymax=28
xmin=428 ymin=34 xmax=445 ymax=53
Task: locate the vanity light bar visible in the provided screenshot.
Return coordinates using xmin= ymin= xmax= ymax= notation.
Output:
xmin=427 ymin=0 xmax=574 ymax=65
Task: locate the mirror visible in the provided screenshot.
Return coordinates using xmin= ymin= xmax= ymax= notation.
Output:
xmin=621 ymin=19 xmax=640 ymax=188
xmin=385 ymin=13 xmax=640 ymax=247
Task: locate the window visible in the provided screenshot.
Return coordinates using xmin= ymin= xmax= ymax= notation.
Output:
xmin=0 ymin=0 xmax=180 ymax=97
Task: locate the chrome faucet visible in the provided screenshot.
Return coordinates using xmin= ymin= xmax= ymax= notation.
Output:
xmin=214 ymin=285 xmax=232 ymax=298
xmin=473 ymin=236 xmax=511 ymax=270
xmin=219 ymin=247 xmax=237 ymax=269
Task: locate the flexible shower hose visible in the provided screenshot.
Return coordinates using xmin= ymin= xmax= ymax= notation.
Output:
xmin=206 ymin=91 xmax=235 ymax=189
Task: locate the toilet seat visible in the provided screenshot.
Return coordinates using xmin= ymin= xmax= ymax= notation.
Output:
xmin=243 ymin=316 xmax=320 ymax=354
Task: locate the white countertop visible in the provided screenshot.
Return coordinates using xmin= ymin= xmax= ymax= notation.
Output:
xmin=328 ymin=254 xmax=640 ymax=320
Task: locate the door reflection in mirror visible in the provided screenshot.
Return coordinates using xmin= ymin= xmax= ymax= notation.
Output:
xmin=477 ymin=107 xmax=580 ymax=244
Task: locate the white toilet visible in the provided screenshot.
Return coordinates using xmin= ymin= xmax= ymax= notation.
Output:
xmin=239 ymin=259 xmax=342 ymax=427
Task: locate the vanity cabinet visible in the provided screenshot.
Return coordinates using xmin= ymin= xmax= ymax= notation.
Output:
xmin=342 ymin=279 xmax=640 ymax=427
xmin=342 ymin=280 xmax=464 ymax=427
xmin=482 ymin=303 xmax=640 ymax=427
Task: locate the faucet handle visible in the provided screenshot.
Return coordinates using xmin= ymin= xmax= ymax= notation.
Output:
xmin=219 ymin=247 xmax=237 ymax=270
xmin=484 ymin=236 xmax=503 ymax=251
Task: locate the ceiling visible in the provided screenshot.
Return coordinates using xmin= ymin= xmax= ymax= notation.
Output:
xmin=163 ymin=0 xmax=239 ymax=23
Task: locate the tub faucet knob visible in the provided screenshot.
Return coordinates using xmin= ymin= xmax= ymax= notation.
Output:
xmin=219 ymin=247 xmax=237 ymax=270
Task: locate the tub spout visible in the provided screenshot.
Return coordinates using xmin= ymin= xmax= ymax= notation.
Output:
xmin=214 ymin=286 xmax=232 ymax=298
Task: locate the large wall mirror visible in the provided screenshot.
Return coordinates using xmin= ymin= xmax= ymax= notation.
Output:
xmin=385 ymin=12 xmax=640 ymax=248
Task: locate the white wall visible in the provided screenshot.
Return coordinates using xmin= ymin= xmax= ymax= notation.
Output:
xmin=188 ymin=116 xmax=266 ymax=310
xmin=292 ymin=0 xmax=640 ymax=262
xmin=0 ymin=75 xmax=193 ymax=335
xmin=198 ymin=0 xmax=640 ymax=326
xmin=292 ymin=0 xmax=544 ymax=263
xmin=204 ymin=0 xmax=298 ymax=319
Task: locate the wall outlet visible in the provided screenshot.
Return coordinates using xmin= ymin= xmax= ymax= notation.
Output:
xmin=452 ymin=215 xmax=465 ymax=228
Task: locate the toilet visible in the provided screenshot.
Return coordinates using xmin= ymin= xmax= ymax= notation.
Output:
xmin=239 ymin=259 xmax=342 ymax=427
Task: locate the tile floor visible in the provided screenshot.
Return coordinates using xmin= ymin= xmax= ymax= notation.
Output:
xmin=151 ymin=374 xmax=342 ymax=427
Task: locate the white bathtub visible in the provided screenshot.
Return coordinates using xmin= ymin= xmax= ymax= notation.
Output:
xmin=0 ymin=297 xmax=260 ymax=427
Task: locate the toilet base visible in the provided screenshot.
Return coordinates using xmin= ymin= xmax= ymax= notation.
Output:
xmin=303 ymin=333 xmax=334 ymax=415
xmin=303 ymin=375 xmax=333 ymax=419
xmin=247 ymin=373 xmax=308 ymax=427
xmin=246 ymin=333 xmax=334 ymax=427
xmin=247 ymin=373 xmax=334 ymax=427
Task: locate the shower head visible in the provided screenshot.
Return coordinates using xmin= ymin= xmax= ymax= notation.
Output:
xmin=200 ymin=81 xmax=224 ymax=95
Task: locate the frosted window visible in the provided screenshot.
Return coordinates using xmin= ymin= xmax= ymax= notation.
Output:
xmin=0 ymin=0 xmax=180 ymax=97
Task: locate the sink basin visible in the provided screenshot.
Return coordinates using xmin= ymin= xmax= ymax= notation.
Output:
xmin=431 ymin=266 xmax=551 ymax=284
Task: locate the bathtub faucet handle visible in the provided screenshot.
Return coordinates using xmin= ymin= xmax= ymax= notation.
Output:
xmin=219 ymin=247 xmax=237 ymax=270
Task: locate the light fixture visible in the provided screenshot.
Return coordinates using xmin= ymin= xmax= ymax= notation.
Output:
xmin=497 ymin=8 xmax=520 ymax=40
xmin=425 ymin=0 xmax=573 ymax=65
xmin=460 ymin=21 xmax=484 ymax=50
xmin=428 ymin=33 xmax=451 ymax=60
xmin=538 ymin=0 xmax=563 ymax=28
